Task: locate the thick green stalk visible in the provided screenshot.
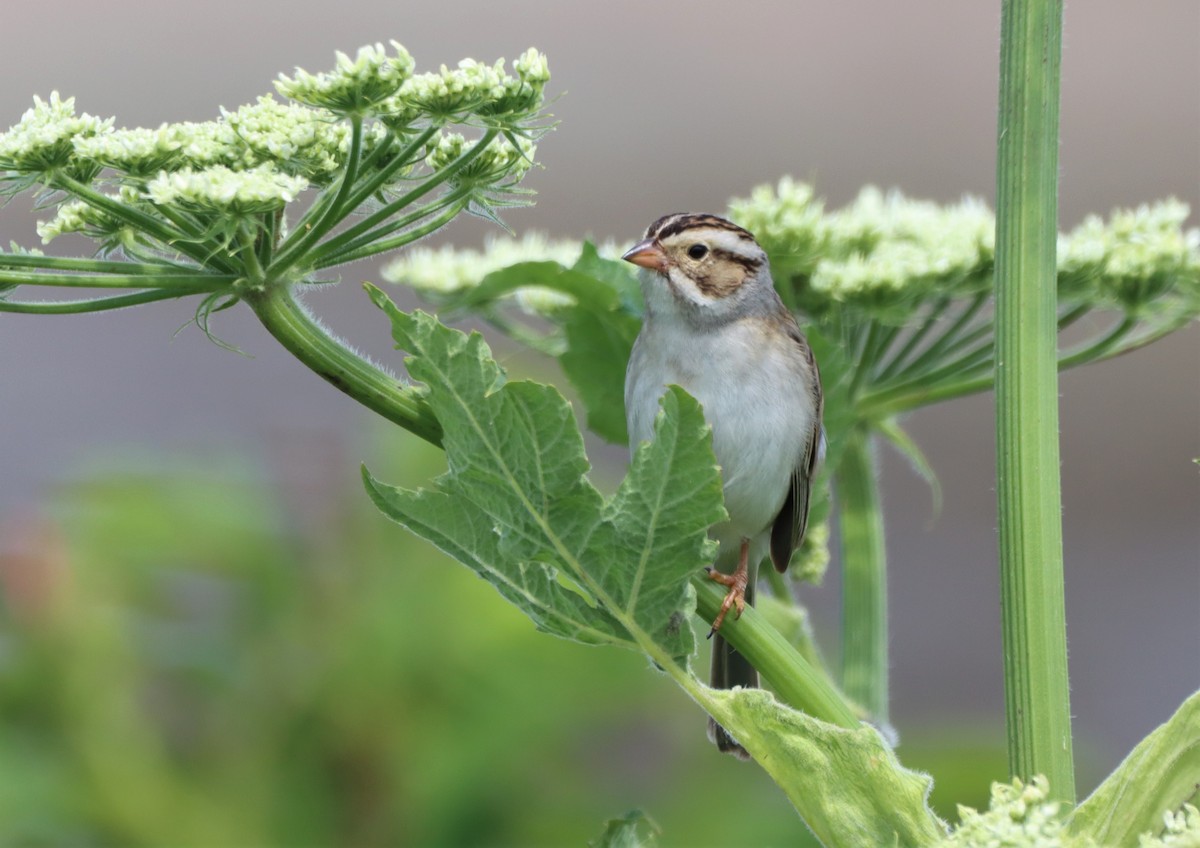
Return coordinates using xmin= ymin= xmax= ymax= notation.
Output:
xmin=693 ymin=579 xmax=859 ymax=727
xmin=837 ymin=427 xmax=889 ymax=723
xmin=994 ymin=0 xmax=1075 ymax=802
xmin=244 ymin=283 xmax=442 ymax=446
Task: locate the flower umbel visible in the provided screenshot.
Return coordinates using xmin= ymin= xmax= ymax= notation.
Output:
xmin=72 ymin=124 xmax=185 ymax=178
xmin=275 ymin=41 xmax=415 ymax=115
xmin=938 ymin=777 xmax=1066 ymax=847
xmin=0 ymin=92 xmax=112 ymax=183
xmin=424 ymin=131 xmax=536 ymax=187
xmin=146 ymin=164 xmax=307 ymax=216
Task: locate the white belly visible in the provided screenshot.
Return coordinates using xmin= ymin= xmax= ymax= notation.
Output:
xmin=625 ymin=318 xmax=816 ymax=563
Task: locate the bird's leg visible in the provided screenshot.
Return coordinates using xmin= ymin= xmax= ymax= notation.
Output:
xmin=707 ymin=538 xmax=750 ymax=637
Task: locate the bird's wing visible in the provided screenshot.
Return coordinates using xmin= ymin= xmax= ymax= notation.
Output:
xmin=769 ymin=328 xmax=824 ymax=573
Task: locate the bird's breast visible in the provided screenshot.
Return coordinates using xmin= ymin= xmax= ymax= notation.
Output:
xmin=625 ymin=318 xmax=817 ymax=547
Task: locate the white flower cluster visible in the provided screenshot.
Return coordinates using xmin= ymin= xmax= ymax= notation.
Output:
xmin=146 ymin=164 xmax=307 ymax=215
xmin=938 ymin=776 xmax=1066 ymax=847
xmin=811 ymin=188 xmax=995 ymax=314
xmin=424 ymin=132 xmax=536 ymax=186
xmin=384 ymin=232 xmax=584 ymax=293
xmin=733 ymin=178 xmax=1200 ymax=321
xmin=36 ymin=185 xmax=142 ymax=244
xmin=1059 ymin=199 xmax=1199 ymax=312
xmin=1139 ymin=803 xmax=1200 ymax=848
xmin=0 ymin=92 xmax=112 ymax=173
xmin=72 ymin=125 xmax=185 ymax=177
xmin=733 ymin=178 xmax=995 ymax=318
xmin=221 ymin=96 xmax=349 ymax=182
xmin=275 ymin=41 xmax=415 ymax=114
xmin=398 ymin=49 xmax=549 ymax=122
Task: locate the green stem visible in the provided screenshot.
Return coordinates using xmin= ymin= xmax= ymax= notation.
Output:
xmin=693 ymin=578 xmax=859 ymax=727
xmin=837 ymin=427 xmax=889 ymax=724
xmin=272 ymin=115 xmax=365 ymax=267
xmin=0 ymin=270 xmax=235 ymax=289
xmin=313 ymin=186 xmax=471 ymax=266
xmin=873 ymin=296 xmax=953 ymax=382
xmin=53 ymin=175 xmax=234 ymax=274
xmin=995 ymin=0 xmax=1075 ymax=803
xmin=858 ymin=336 xmax=995 ymax=414
xmin=244 ymin=283 xmax=442 ymax=446
xmin=314 ymin=201 xmax=465 ymax=269
xmin=890 ymin=291 xmax=989 ymax=382
xmin=859 ymin=373 xmax=995 ymax=420
xmin=0 ymin=288 xmax=207 ymax=314
xmin=1058 ymin=315 xmax=1136 ymax=368
xmin=0 ymin=254 xmax=201 ymax=274
xmin=857 ymin=313 xmax=1166 ymax=419
xmin=269 ymin=126 xmax=439 ymax=276
xmin=271 ymin=126 xmax=483 ymax=277
xmin=847 ymin=321 xmax=884 ymax=398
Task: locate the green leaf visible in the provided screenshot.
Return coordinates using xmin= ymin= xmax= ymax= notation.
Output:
xmin=589 ymin=810 xmax=660 ymax=848
xmin=362 ymin=286 xmax=725 ymax=665
xmin=558 ymin=242 xmax=643 ymax=444
xmin=451 ymin=259 xmax=621 ymax=313
xmin=1068 ymin=690 xmax=1200 ymax=847
xmin=570 ymin=241 xmax=642 ymax=314
xmin=559 ymin=306 xmax=639 ymax=444
xmin=877 ymin=417 xmax=943 ymax=516
xmin=706 ymin=688 xmax=946 ymax=847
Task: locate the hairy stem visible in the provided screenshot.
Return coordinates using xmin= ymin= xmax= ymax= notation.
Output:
xmin=994 ymin=0 xmax=1075 ymax=802
xmin=244 ymin=283 xmax=442 ymax=446
xmin=837 ymin=427 xmax=889 ymax=724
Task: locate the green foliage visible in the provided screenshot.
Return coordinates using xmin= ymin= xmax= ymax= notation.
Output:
xmin=1069 ymin=692 xmax=1200 ymax=848
xmin=710 ymin=689 xmax=946 ymax=846
xmin=363 ymin=288 xmax=725 ymax=664
xmin=590 ymin=810 xmax=660 ymax=848
xmin=0 ymin=447 xmax=829 ymax=846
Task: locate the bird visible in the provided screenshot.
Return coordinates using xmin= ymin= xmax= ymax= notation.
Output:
xmin=622 ymin=212 xmax=824 ymax=759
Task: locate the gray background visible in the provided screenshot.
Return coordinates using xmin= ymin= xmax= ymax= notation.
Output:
xmin=1 ymin=1 xmax=1196 ymax=791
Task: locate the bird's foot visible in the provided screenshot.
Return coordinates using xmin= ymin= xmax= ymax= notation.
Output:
xmin=706 ymin=540 xmax=751 ymax=637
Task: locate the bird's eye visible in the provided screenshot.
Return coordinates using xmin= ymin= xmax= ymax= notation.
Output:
xmin=687 ymin=243 xmax=708 ymax=260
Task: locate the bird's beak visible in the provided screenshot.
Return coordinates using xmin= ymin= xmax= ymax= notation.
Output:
xmin=622 ymin=238 xmax=668 ymax=273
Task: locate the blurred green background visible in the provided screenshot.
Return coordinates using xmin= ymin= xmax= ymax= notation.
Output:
xmin=0 ymin=419 xmax=1012 ymax=847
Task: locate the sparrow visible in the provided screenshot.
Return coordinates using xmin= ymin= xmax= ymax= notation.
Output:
xmin=622 ymin=213 xmax=824 ymax=759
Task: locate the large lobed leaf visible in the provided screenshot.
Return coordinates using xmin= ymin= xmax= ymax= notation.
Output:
xmin=1068 ymin=690 xmax=1200 ymax=847
xmin=707 ymin=688 xmax=946 ymax=847
xmin=362 ymin=286 xmax=725 ymax=665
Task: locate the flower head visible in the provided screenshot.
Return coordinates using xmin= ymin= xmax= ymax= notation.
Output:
xmin=0 ymin=92 xmax=112 ymax=179
xmin=275 ymin=41 xmax=415 ymax=114
xmin=1139 ymin=803 xmax=1200 ymax=847
xmin=37 ymin=185 xmax=144 ymax=249
xmin=383 ymin=232 xmax=589 ymax=297
xmin=1060 ymin=200 xmax=1199 ymax=314
xmin=73 ymin=124 xmax=186 ymax=177
xmin=146 ymin=164 xmax=307 ymax=216
xmin=475 ymin=49 xmax=552 ymax=123
xmin=425 ymin=131 xmax=536 ymax=187
xmin=399 ymin=59 xmax=509 ymax=123
xmin=940 ymin=776 xmax=1065 ymax=847
xmin=222 ymin=96 xmax=349 ymax=183
xmin=732 ymin=179 xmax=995 ymax=321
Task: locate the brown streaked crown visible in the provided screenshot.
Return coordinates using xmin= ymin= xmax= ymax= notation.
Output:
xmin=644 ymin=212 xmax=757 ymax=244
